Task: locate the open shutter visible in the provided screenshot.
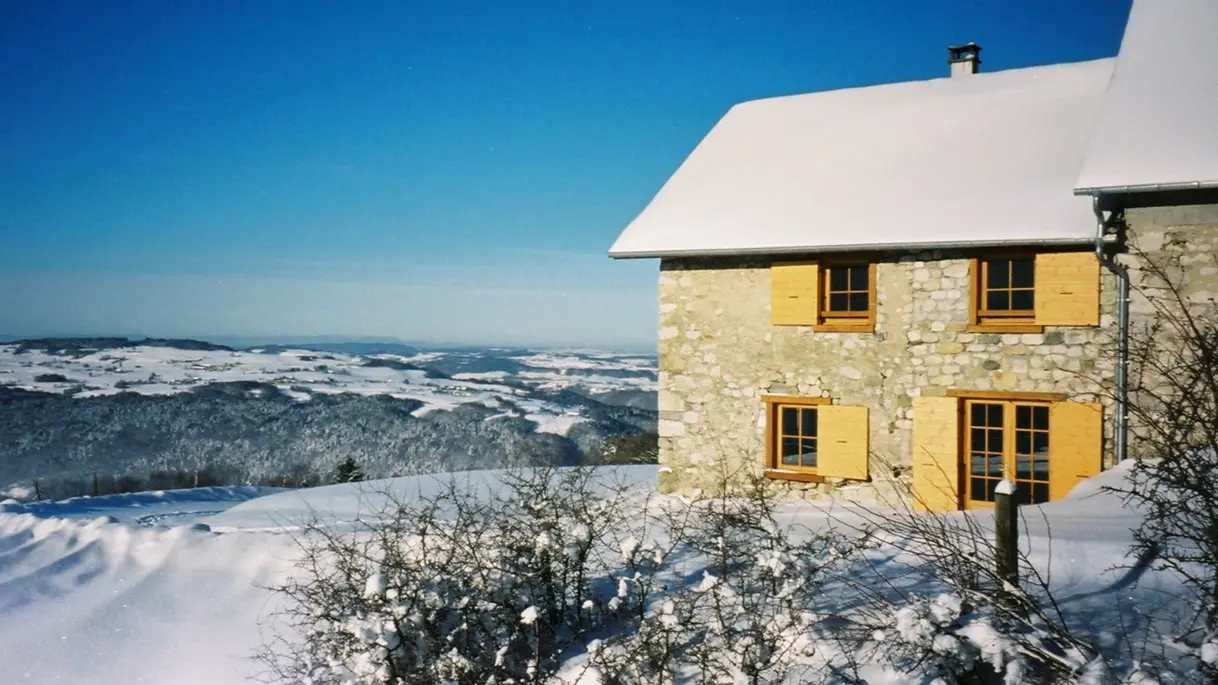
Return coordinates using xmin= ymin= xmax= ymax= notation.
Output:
xmin=1048 ymin=402 xmax=1103 ymax=500
xmin=817 ymin=405 xmax=869 ymax=480
xmin=771 ymin=262 xmax=819 ymax=326
xmin=1035 ymin=252 xmax=1100 ymax=326
xmin=911 ymin=397 xmax=961 ymax=512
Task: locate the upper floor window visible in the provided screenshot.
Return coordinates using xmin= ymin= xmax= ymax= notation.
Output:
xmin=975 ymin=257 xmax=1035 ymax=325
xmin=818 ymin=261 xmax=876 ymax=332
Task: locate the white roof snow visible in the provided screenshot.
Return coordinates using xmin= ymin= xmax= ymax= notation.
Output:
xmin=610 ymin=59 xmax=1115 ymax=258
xmin=1074 ymin=0 xmax=1218 ymax=194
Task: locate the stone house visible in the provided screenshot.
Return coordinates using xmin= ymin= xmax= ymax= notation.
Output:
xmin=608 ymin=0 xmax=1218 ymax=511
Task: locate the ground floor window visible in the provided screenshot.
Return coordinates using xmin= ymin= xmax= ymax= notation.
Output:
xmin=763 ymin=396 xmax=871 ymax=482
xmin=766 ymin=397 xmax=824 ymax=471
xmin=912 ymin=393 xmax=1102 ymax=513
xmin=964 ymin=399 xmax=1051 ymax=507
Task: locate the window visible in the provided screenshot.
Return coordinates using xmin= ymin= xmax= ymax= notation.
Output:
xmin=975 ymin=257 xmax=1035 ymax=324
xmin=763 ymin=396 xmax=871 ymax=482
xmin=911 ymin=393 xmax=1103 ymax=513
xmin=964 ymin=399 xmax=1050 ymax=507
xmin=818 ymin=262 xmax=876 ymax=331
xmin=778 ymin=403 xmax=819 ymax=469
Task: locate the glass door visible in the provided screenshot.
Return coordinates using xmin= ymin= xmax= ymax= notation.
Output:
xmin=964 ymin=400 xmax=1051 ymax=508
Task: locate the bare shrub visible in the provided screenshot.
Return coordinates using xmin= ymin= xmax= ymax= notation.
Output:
xmin=256 ymin=466 xmax=648 ymax=685
xmin=1108 ymin=245 xmax=1218 ymax=678
xmin=588 ymin=474 xmax=870 ymax=685
xmin=840 ymin=500 xmax=1111 ymax=684
xmin=258 ymin=463 xmax=1131 ymax=684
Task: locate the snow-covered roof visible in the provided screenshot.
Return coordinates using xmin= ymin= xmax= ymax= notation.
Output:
xmin=610 ymin=59 xmax=1115 ymax=259
xmin=1075 ymin=0 xmax=1218 ymax=195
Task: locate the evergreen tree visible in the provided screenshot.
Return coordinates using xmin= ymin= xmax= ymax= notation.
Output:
xmin=333 ymin=456 xmax=365 ymax=484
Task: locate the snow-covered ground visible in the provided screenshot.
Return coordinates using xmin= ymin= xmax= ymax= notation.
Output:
xmin=0 ymin=464 xmax=1182 ymax=684
xmin=0 ymin=344 xmax=657 ymax=436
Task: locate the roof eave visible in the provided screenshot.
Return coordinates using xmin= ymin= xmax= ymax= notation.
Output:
xmin=607 ymin=236 xmax=1096 ymax=260
xmin=1074 ymin=179 xmax=1218 ymax=196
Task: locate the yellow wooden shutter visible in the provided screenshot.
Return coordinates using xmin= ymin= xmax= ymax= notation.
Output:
xmin=771 ymin=262 xmax=819 ymax=326
xmin=817 ymin=405 xmax=869 ymax=480
xmin=1034 ymin=252 xmax=1100 ymax=326
xmin=911 ymin=397 xmax=961 ymax=512
xmin=1048 ymin=402 xmax=1103 ymax=500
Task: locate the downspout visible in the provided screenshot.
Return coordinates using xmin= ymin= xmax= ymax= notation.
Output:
xmin=1093 ymin=196 xmax=1130 ymax=463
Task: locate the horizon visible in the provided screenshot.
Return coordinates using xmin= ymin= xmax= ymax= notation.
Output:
xmin=0 ymin=332 xmax=658 ymax=355
xmin=1 ymin=1 xmax=1132 ymax=348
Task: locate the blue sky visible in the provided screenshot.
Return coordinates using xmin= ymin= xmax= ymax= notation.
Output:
xmin=0 ymin=0 xmax=1132 ymax=350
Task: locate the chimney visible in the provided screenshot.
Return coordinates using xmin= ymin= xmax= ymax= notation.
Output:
xmin=947 ymin=42 xmax=981 ymax=77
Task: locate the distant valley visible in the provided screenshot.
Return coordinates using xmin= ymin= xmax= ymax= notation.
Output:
xmin=0 ymin=338 xmax=657 ymax=499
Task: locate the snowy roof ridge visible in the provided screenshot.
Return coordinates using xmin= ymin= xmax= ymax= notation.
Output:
xmin=610 ymin=57 xmax=1117 ymax=259
xmin=609 ymin=56 xmax=1115 ymax=255
xmin=1074 ymin=0 xmax=1218 ymax=195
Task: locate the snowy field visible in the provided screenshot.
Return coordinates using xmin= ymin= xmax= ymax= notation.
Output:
xmin=0 ymin=343 xmax=656 ymax=436
xmin=0 ymin=463 xmax=1185 ymax=684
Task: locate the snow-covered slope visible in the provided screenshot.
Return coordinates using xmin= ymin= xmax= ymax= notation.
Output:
xmin=0 ymin=340 xmax=658 ymax=498
xmin=0 ymin=342 xmax=656 ymax=413
xmin=0 ymin=464 xmax=1188 ymax=685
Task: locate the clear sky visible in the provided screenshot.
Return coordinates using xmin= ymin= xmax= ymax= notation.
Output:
xmin=0 ymin=0 xmax=1132 ymax=350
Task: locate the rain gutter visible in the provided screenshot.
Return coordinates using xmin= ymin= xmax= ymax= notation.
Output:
xmin=1074 ymin=179 xmax=1218 ymax=196
xmin=1091 ymin=196 xmax=1130 ymax=463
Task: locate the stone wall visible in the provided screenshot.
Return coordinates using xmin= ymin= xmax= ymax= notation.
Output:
xmin=656 ymin=250 xmax=1120 ymax=503
xmin=1119 ymin=203 xmax=1218 ymax=456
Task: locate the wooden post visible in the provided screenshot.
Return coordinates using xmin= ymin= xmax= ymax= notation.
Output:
xmin=994 ymin=478 xmax=1019 ymax=589
xmin=33 ymin=478 xmax=41 ymax=501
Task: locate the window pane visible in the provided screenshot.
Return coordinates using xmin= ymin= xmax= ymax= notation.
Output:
xmin=1015 ymin=454 xmax=1031 ymax=480
xmin=1011 ymin=290 xmax=1034 ymax=311
xmin=1015 ymin=483 xmax=1031 ymax=506
xmin=782 ymin=407 xmax=799 ymax=435
xmin=969 ymin=452 xmax=988 ymax=476
xmin=1032 ymin=406 xmax=1049 ymax=431
xmin=781 ymin=438 xmax=799 ymax=465
xmin=970 ymin=478 xmax=987 ymax=502
xmin=1015 ymin=431 xmax=1032 ymax=455
xmin=987 ymin=404 xmax=1004 ymax=426
xmin=971 ymin=403 xmax=987 ymax=425
xmin=1011 ymin=259 xmax=1034 ymax=288
xmin=987 ymin=429 xmax=1004 ymax=453
xmin=1033 ymin=431 xmax=1049 ymax=457
xmin=849 ymin=293 xmax=869 ymax=312
xmin=1016 ymin=405 xmax=1031 ymax=429
xmin=986 ymin=260 xmax=1010 ymax=289
xmin=800 ymin=439 xmax=817 ymax=467
xmin=801 ymin=408 xmax=817 ymax=437
xmin=852 ymin=266 xmax=869 ymax=290
xmin=986 ymin=290 xmax=1010 ymax=311
xmin=829 ymin=267 xmax=848 ymax=292
xmin=1032 ymin=483 xmax=1049 ymax=504
xmin=828 ymin=293 xmax=849 ymax=311
xmin=987 ymin=454 xmax=1004 ymax=477
xmin=970 ymin=428 xmax=987 ymax=452
xmin=1033 ymin=458 xmax=1049 ymax=479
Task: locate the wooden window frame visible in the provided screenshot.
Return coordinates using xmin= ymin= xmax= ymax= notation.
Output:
xmin=818 ymin=261 xmax=877 ymax=333
xmin=968 ymin=254 xmax=1043 ymax=333
xmin=960 ymin=396 xmax=1052 ymax=509
xmin=763 ymin=395 xmax=829 ymax=482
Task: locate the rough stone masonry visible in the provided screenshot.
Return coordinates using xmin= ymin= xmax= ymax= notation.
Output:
xmin=654 ymin=203 xmax=1218 ymax=505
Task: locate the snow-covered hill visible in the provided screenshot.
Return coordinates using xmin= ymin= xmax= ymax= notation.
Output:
xmin=0 ymin=339 xmax=657 ymax=497
xmin=0 ymin=340 xmax=656 ymax=411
